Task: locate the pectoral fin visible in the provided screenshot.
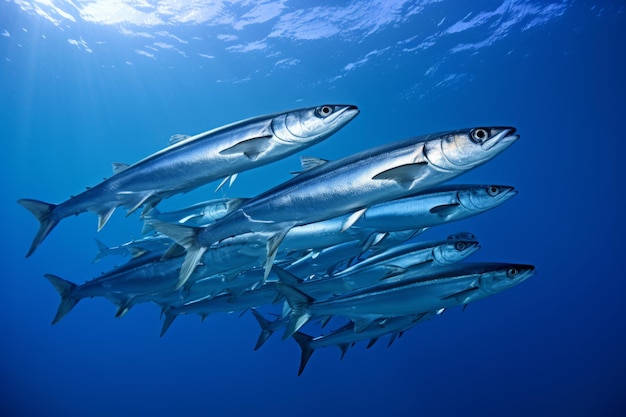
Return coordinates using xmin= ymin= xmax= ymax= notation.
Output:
xmin=219 ymin=136 xmax=273 ymax=160
xmin=378 ymin=265 xmax=408 ymax=280
xmin=430 ymin=203 xmax=460 ymax=217
xmin=372 ymin=162 xmax=428 ymax=189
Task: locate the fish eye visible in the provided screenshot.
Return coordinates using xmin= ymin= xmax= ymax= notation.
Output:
xmin=506 ymin=268 xmax=519 ymax=278
xmin=487 ymin=186 xmax=500 ymax=196
xmin=470 ymin=128 xmax=489 ymax=143
xmin=454 ymin=242 xmax=467 ymax=251
xmin=317 ymin=105 xmax=334 ymax=117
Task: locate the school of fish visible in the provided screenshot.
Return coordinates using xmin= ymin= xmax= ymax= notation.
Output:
xmin=20 ymin=104 xmax=535 ymax=375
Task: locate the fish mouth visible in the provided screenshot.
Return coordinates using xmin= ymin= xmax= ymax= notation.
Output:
xmin=481 ymin=127 xmax=519 ymax=151
xmin=498 ymin=186 xmax=518 ymax=202
xmin=491 ymin=185 xmax=518 ymax=203
xmin=325 ymin=104 xmax=360 ymax=125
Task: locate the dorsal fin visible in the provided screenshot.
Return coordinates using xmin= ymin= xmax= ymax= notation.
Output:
xmin=300 ymin=156 xmax=328 ymax=170
xmin=112 ymin=162 xmax=129 ymax=175
xmin=168 ymin=134 xmax=190 ymax=145
xmin=291 ymin=156 xmax=330 ymax=175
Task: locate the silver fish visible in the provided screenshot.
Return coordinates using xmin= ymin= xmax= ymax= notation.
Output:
xmin=44 ymin=254 xmax=182 ymax=323
xmin=141 ymin=197 xmax=247 ymax=234
xmin=160 ymin=281 xmax=282 ymax=337
xmin=19 ymin=104 xmax=359 ymax=257
xmin=274 ymin=234 xmax=480 ymax=300
xmin=91 ymin=234 xmax=173 ymax=263
xmin=155 ymin=126 xmax=519 ymax=287
xmin=280 ymin=262 xmax=535 ymax=338
xmin=271 ymin=184 xmax=516 ymax=256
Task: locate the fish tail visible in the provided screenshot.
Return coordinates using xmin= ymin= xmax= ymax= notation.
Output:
xmin=250 ymin=308 xmax=275 ymax=351
xmin=43 ymin=274 xmax=79 ymax=325
xmin=277 ymin=283 xmax=313 ymax=340
xmin=140 ymin=207 xmax=160 ymax=234
xmin=160 ymin=309 xmax=177 ymax=337
xmin=92 ymin=238 xmax=112 ymax=263
xmin=17 ymin=198 xmax=59 ymax=257
xmin=292 ymin=332 xmax=315 ymax=376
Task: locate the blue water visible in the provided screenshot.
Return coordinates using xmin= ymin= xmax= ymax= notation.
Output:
xmin=1 ymin=1 xmax=625 ymax=416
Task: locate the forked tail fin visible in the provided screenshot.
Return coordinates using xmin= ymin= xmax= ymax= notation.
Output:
xmin=92 ymin=238 xmax=112 ymax=263
xmin=277 ymin=283 xmax=313 ymax=340
xmin=43 ymin=274 xmax=79 ymax=325
xmin=250 ymin=308 xmax=278 ymax=351
xmin=17 ymin=199 xmax=59 ymax=257
xmin=292 ymin=332 xmax=315 ymax=376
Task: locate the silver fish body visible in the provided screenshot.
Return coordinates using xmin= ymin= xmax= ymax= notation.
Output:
xmin=160 ymin=281 xmax=281 ymax=336
xmin=142 ymin=197 xmax=248 ymax=232
xmin=276 ymin=184 xmax=515 ymax=254
xmin=44 ymin=254 xmax=183 ymax=323
xmin=280 ymin=262 xmax=535 ymax=337
xmin=19 ymin=104 xmax=359 ymax=257
xmin=354 ymin=184 xmax=517 ymax=231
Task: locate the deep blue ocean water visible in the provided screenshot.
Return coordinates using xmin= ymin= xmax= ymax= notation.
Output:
xmin=1 ymin=1 xmax=625 ymax=416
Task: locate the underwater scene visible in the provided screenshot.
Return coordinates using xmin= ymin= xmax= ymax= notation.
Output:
xmin=1 ymin=1 xmax=625 ymax=416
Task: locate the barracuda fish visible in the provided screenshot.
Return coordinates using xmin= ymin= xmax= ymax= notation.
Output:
xmin=92 ymin=234 xmax=173 ymax=263
xmin=45 ymin=248 xmax=274 ymax=324
xmin=270 ymin=184 xmax=516 ymax=256
xmin=155 ymin=127 xmax=519 ymax=288
xmin=280 ymin=262 xmax=535 ymax=338
xmin=141 ymin=197 xmax=247 ymax=234
xmin=334 ymin=232 xmax=480 ymax=289
xmin=291 ymin=312 xmax=437 ymax=375
xmin=19 ymin=104 xmax=359 ymax=257
xmin=274 ymin=234 xmax=480 ymax=300
xmin=44 ymin=253 xmax=182 ymax=323
xmin=160 ymin=281 xmax=282 ymax=337
xmin=354 ymin=184 xmax=517 ymax=232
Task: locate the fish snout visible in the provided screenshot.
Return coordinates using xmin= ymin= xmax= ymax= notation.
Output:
xmin=481 ymin=127 xmax=519 ymax=151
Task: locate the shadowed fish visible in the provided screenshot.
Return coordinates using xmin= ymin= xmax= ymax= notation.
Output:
xmin=291 ymin=312 xmax=437 ymax=375
xmin=279 ymin=262 xmax=535 ymax=338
